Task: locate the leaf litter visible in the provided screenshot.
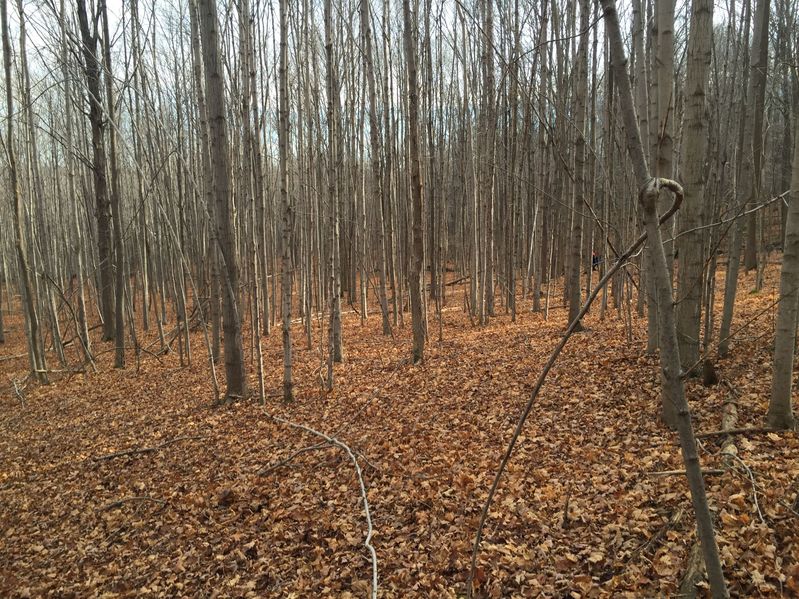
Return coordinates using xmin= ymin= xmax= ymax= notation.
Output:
xmin=0 ymin=265 xmax=797 ymax=597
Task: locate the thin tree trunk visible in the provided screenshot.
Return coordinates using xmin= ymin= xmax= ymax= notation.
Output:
xmin=2 ymin=0 xmax=46 ymax=383
xmin=768 ymin=108 xmax=799 ymax=430
xmin=403 ymin=0 xmax=425 ymax=363
xmin=601 ymin=2 xmax=728 ymax=595
xmin=278 ymin=0 xmax=294 ymax=400
xmin=198 ymin=0 xmax=247 ymax=400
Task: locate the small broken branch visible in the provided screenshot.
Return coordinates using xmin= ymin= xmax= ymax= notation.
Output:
xmin=98 ymin=496 xmax=166 ymax=512
xmin=93 ymin=435 xmax=205 ymax=461
xmin=696 ymin=427 xmax=778 ymax=439
xmin=265 ymin=412 xmax=378 ymax=599
xmin=645 ymin=469 xmax=725 ymax=477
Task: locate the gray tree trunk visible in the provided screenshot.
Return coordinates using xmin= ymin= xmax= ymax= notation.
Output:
xmin=402 ymin=0 xmax=425 ymax=364
xmin=601 ymin=1 xmax=729 ymax=595
xmin=675 ymin=0 xmax=714 ymax=373
xmin=198 ymin=0 xmax=248 ymax=401
xmin=768 ymin=110 xmax=799 ymax=430
xmin=278 ymin=0 xmax=294 ymax=400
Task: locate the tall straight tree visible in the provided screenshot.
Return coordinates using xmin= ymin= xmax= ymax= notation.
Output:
xmin=479 ymin=0 xmax=496 ymax=323
xmin=567 ymin=0 xmax=590 ymax=330
xmin=101 ymin=0 xmax=125 ymax=368
xmin=76 ymin=0 xmax=114 ymax=342
xmin=278 ymin=0 xmax=295 ymax=400
xmin=676 ymin=0 xmax=713 ymax=373
xmin=324 ymin=0 xmax=343 ymax=374
xmin=197 ymin=0 xmax=247 ymax=401
xmin=402 ymin=0 xmax=425 ymax=363
xmin=719 ymin=0 xmax=769 ymax=354
xmin=361 ymin=0 xmax=392 ymax=336
xmin=2 ymin=0 xmax=46 ymax=383
xmin=768 ymin=108 xmax=799 ymax=430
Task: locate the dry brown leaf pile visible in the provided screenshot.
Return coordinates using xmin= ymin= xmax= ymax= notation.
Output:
xmin=1 ymin=265 xmax=797 ymax=598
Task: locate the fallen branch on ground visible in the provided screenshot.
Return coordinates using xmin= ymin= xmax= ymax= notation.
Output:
xmin=696 ymin=427 xmax=778 ymax=439
xmin=265 ymin=412 xmax=378 ymax=599
xmin=645 ymin=469 xmax=725 ymax=477
xmin=98 ymin=496 xmax=166 ymax=512
xmin=93 ymin=435 xmax=205 ymax=461
xmin=466 ymin=190 xmax=684 ymax=597
xmin=258 ymin=441 xmax=333 ymax=475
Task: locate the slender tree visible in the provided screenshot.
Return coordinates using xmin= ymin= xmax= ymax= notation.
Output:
xmin=278 ymin=0 xmax=295 ymax=399
xmin=601 ymin=0 xmax=728 ymax=594
xmin=768 ymin=108 xmax=799 ymax=430
xmin=198 ymin=0 xmax=248 ymax=400
xmin=403 ymin=0 xmax=426 ymax=363
xmin=2 ymin=0 xmax=46 ymax=383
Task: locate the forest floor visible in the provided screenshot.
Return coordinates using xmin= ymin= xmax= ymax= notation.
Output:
xmin=1 ymin=263 xmax=798 ymax=598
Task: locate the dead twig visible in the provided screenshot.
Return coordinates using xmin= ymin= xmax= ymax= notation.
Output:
xmin=258 ymin=441 xmax=334 ymax=475
xmin=264 ymin=412 xmax=378 ymax=599
xmin=98 ymin=496 xmax=166 ymax=512
xmin=696 ymin=427 xmax=779 ymax=439
xmin=645 ymin=469 xmax=725 ymax=477
xmin=628 ymin=507 xmax=685 ymax=565
xmin=93 ymin=435 xmax=205 ymax=461
xmin=721 ymin=451 xmax=765 ymax=523
xmin=10 ymin=377 xmax=26 ymax=407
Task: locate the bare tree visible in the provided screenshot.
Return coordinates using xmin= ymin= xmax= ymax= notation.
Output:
xmin=768 ymin=108 xmax=799 ymax=430
xmin=278 ymin=0 xmax=294 ymax=399
xmin=76 ymin=0 xmax=115 ymax=343
xmin=2 ymin=0 xmax=46 ymax=383
xmin=403 ymin=0 xmax=425 ymax=363
xmin=198 ymin=0 xmax=248 ymax=400
xmin=601 ymin=0 xmax=728 ymax=594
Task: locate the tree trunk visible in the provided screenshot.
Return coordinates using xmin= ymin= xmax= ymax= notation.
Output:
xmin=278 ymin=0 xmax=294 ymax=400
xmin=601 ymin=2 xmax=729 ymax=595
xmin=675 ymin=0 xmax=713 ymax=373
xmin=768 ymin=108 xmax=799 ymax=430
xmin=402 ymin=0 xmax=425 ymax=364
xmin=567 ymin=0 xmax=589 ymax=330
xmin=101 ymin=0 xmax=126 ymax=368
xmin=76 ymin=0 xmax=114 ymax=343
xmin=2 ymin=0 xmax=46 ymax=383
xmin=198 ymin=0 xmax=247 ymax=401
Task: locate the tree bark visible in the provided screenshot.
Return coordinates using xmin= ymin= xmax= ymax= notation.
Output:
xmin=768 ymin=108 xmax=799 ymax=430
xmin=76 ymin=0 xmax=114 ymax=343
xmin=278 ymin=0 xmax=294 ymax=399
xmin=601 ymin=2 xmax=729 ymax=595
xmin=675 ymin=0 xmax=713 ymax=373
xmin=198 ymin=0 xmax=247 ymax=400
xmin=2 ymin=0 xmax=46 ymax=383
xmin=402 ymin=0 xmax=425 ymax=364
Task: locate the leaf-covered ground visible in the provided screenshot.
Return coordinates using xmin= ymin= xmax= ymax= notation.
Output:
xmin=1 ymin=265 xmax=798 ymax=598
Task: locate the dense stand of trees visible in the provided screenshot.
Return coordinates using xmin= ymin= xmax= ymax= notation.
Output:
xmin=2 ymin=0 xmax=798 ymax=593
xmin=0 ymin=0 xmax=796 ymax=446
